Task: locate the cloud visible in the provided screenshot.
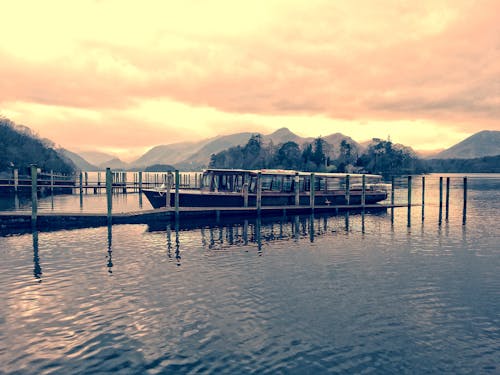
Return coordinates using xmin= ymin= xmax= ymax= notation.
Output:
xmin=0 ymin=0 xmax=499 ymax=158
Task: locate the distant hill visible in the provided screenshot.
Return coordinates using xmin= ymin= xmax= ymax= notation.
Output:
xmin=435 ymin=130 xmax=500 ymax=159
xmin=322 ymin=133 xmax=362 ymax=159
xmin=79 ymin=151 xmax=118 ymax=166
xmin=59 ymin=148 xmax=98 ymax=170
xmin=426 ymin=155 xmax=500 ymax=173
xmin=0 ymin=118 xmax=74 ymax=175
xmin=175 ymin=132 xmax=255 ymax=169
xmin=98 ymin=158 xmax=129 ymax=170
xmin=130 ymin=140 xmax=207 ymax=169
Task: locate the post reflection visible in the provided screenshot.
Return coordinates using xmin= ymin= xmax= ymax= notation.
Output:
xmin=32 ymin=228 xmax=42 ymax=282
xmin=175 ymin=219 xmax=181 ymax=266
xmin=106 ymin=222 xmax=113 ymax=274
xmin=309 ymin=214 xmax=315 ymax=243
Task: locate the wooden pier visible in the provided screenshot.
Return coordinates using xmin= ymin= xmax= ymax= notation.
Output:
xmin=0 ymin=203 xmax=412 ymax=233
xmin=0 ymin=167 xmax=470 ymax=233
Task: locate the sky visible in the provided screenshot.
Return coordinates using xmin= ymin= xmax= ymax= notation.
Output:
xmin=1 ymin=0 xmax=499 ymax=161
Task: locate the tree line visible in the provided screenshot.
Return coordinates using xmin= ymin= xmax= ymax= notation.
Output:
xmin=209 ymin=134 xmax=427 ymax=175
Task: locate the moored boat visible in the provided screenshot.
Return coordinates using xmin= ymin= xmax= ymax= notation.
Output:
xmin=142 ymin=169 xmax=388 ymax=209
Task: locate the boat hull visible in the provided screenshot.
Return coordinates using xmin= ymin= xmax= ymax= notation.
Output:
xmin=142 ymin=189 xmax=387 ymax=209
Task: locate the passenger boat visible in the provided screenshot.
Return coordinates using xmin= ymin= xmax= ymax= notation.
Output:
xmin=142 ymin=169 xmax=388 ymax=209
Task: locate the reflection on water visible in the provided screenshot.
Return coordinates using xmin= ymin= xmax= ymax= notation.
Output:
xmin=1 ymin=175 xmax=499 ymax=374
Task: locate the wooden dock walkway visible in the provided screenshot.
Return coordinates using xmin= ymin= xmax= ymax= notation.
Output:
xmin=0 ymin=203 xmax=414 ymax=232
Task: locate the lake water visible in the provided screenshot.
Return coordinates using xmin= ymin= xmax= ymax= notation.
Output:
xmin=1 ymin=174 xmax=499 ymax=374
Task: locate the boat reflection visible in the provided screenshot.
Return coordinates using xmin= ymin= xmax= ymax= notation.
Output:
xmin=147 ymin=211 xmax=386 ymax=258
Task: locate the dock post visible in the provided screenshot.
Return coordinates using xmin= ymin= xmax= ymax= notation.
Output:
xmin=175 ymin=170 xmax=180 ymax=217
xmin=294 ymin=172 xmax=300 ymax=206
xmin=31 ymin=165 xmax=38 ymax=225
xmin=310 ymin=173 xmax=315 ymax=210
xmin=256 ymin=172 xmax=262 ymax=212
xmin=407 ymin=175 xmax=412 ymax=227
xmin=243 ymin=182 xmax=249 ymax=207
xmin=391 ymin=176 xmax=395 ymax=224
xmin=345 ymin=175 xmax=350 ymax=205
xmin=138 ymin=171 xmax=143 ymax=193
xmin=462 ymin=177 xmax=467 ymax=225
xmin=445 ymin=177 xmax=450 ymax=221
xmin=97 ymin=172 xmax=101 ymax=190
xmin=84 ymin=172 xmax=88 ymax=194
xmin=439 ymin=176 xmax=443 ymax=225
xmin=14 ymin=168 xmax=19 ymax=193
xmin=361 ymin=174 xmax=366 ymax=207
xmin=421 ymin=176 xmax=425 ymax=221
xmin=50 ymin=170 xmax=54 ymax=194
xmin=123 ymin=172 xmax=127 ymax=194
xmin=106 ymin=168 xmax=112 ymax=222
xmin=79 ymin=171 xmax=83 ymax=196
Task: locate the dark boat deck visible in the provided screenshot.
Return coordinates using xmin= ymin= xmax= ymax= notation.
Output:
xmin=0 ymin=203 xmax=417 ymax=232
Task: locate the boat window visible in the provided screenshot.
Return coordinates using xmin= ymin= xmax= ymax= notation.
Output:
xmin=261 ymin=176 xmax=272 ymax=190
xmin=283 ymin=176 xmax=293 ymax=192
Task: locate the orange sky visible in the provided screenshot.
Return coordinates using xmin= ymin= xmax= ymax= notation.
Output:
xmin=1 ymin=0 xmax=499 ymax=161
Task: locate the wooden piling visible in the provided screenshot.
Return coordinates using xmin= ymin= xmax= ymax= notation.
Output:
xmin=445 ymin=177 xmax=450 ymax=221
xmin=462 ymin=177 xmax=467 ymax=225
xmin=256 ymin=172 xmax=262 ymax=212
xmin=243 ymin=182 xmax=249 ymax=207
xmin=123 ymin=172 xmax=127 ymax=194
xmin=294 ymin=172 xmax=300 ymax=206
xmin=361 ymin=174 xmax=366 ymax=207
xmin=106 ymin=168 xmax=112 ymax=221
xmin=310 ymin=173 xmax=315 ymax=210
xmin=14 ymin=169 xmax=18 ymax=192
xmin=345 ymin=175 xmax=350 ymax=205
xmin=31 ymin=165 xmax=37 ymax=224
xmin=79 ymin=171 xmax=83 ymax=196
xmin=50 ymin=170 xmax=54 ymax=194
xmin=421 ymin=176 xmax=425 ymax=221
xmin=439 ymin=176 xmax=443 ymax=225
xmin=407 ymin=175 xmax=412 ymax=227
xmin=84 ymin=172 xmax=88 ymax=194
xmin=391 ymin=176 xmax=395 ymax=224
xmin=175 ymin=170 xmax=180 ymax=217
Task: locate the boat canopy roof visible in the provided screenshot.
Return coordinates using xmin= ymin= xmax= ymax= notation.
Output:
xmin=203 ymin=168 xmax=381 ymax=179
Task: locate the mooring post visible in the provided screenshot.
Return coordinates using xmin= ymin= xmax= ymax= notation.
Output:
xmin=31 ymin=165 xmax=38 ymax=224
xmin=294 ymin=172 xmax=300 ymax=206
xmin=445 ymin=177 xmax=450 ymax=221
xmin=462 ymin=177 xmax=467 ymax=225
xmin=106 ymin=168 xmax=112 ymax=221
xmin=391 ymin=176 xmax=395 ymax=224
xmin=14 ymin=168 xmax=19 ymax=193
xmin=123 ymin=172 xmax=127 ymax=194
xmin=439 ymin=176 xmax=443 ymax=225
xmin=361 ymin=174 xmax=366 ymax=207
xmin=421 ymin=176 xmax=425 ymax=221
xmin=310 ymin=173 xmax=315 ymax=210
xmin=175 ymin=170 xmax=180 ymax=217
xmin=79 ymin=171 xmax=83 ymax=195
xmin=345 ymin=175 xmax=350 ymax=205
xmin=243 ymin=182 xmax=249 ymax=207
xmin=50 ymin=170 xmax=54 ymax=194
xmin=84 ymin=171 xmax=88 ymax=194
xmin=407 ymin=175 xmax=412 ymax=227
xmin=256 ymin=172 xmax=262 ymax=212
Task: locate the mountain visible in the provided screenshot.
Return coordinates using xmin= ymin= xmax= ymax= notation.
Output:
xmin=176 ymin=132 xmax=255 ymax=169
xmin=98 ymin=158 xmax=129 ymax=170
xmin=0 ymin=118 xmax=75 ymax=175
xmin=263 ymin=127 xmax=308 ymax=145
xmin=130 ymin=140 xmax=207 ymax=169
xmin=78 ymin=151 xmax=118 ymax=166
xmin=59 ymin=148 xmax=98 ymax=170
xmin=435 ymin=130 xmax=500 ymax=159
xmin=322 ymin=133 xmax=362 ymax=158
